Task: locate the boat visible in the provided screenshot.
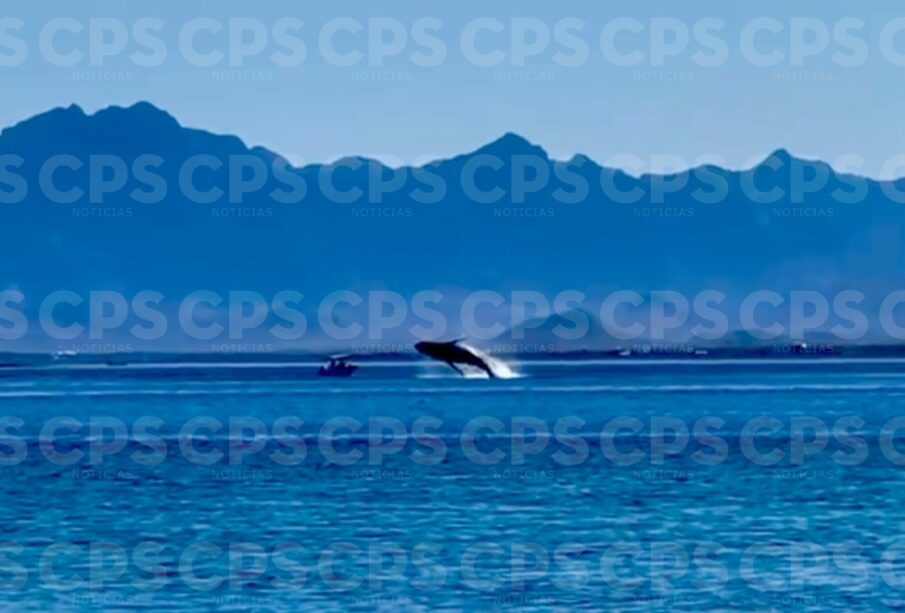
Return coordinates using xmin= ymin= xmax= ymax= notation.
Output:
xmin=318 ymin=356 xmax=358 ymax=377
xmin=52 ymin=349 xmax=77 ymax=362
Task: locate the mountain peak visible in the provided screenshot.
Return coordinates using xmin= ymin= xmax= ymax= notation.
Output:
xmin=496 ymin=131 xmax=532 ymax=146
xmin=1 ymin=101 xmax=183 ymax=143
xmin=761 ymin=148 xmax=796 ymax=165
xmin=476 ymin=132 xmax=548 ymax=158
xmin=0 ymin=103 xmax=87 ymax=140
xmin=19 ymin=102 xmax=85 ymax=123
xmin=756 ymin=148 xmax=838 ymax=174
xmin=93 ymin=101 xmax=181 ymax=129
xmin=563 ymin=153 xmax=600 ymax=168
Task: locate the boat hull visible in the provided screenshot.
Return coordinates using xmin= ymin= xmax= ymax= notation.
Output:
xmin=317 ymin=366 xmax=358 ymax=377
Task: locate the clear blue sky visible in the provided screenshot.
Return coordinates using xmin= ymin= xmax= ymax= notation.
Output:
xmin=2 ymin=0 xmax=904 ymax=176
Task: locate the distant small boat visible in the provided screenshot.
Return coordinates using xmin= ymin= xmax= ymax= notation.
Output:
xmin=318 ymin=356 xmax=358 ymax=377
xmin=52 ymin=350 xmax=77 ymax=361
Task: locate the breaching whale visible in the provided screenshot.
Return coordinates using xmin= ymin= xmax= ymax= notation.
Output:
xmin=414 ymin=340 xmax=497 ymax=378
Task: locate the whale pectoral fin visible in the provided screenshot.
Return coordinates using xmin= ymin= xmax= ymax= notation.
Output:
xmin=446 ymin=362 xmax=464 ymax=377
xmin=478 ymin=361 xmax=497 ymax=378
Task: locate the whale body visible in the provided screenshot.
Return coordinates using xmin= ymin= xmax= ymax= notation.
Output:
xmin=414 ymin=340 xmax=497 ymax=378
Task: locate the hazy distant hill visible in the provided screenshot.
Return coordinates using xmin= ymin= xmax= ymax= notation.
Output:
xmin=489 ymin=309 xmax=622 ymax=353
xmin=1 ymin=102 xmax=903 ymax=350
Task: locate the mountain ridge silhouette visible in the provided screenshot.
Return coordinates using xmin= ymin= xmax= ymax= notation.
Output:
xmin=1 ymin=100 xmax=902 ymax=350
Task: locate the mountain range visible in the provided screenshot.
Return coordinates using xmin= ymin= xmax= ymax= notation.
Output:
xmin=1 ymin=101 xmax=903 ymax=352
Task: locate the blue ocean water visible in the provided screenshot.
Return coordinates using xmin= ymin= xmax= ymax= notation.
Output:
xmin=1 ymin=358 xmax=905 ymax=610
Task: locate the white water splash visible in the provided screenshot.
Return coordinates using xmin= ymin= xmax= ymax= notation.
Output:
xmin=459 ymin=344 xmax=522 ymax=379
